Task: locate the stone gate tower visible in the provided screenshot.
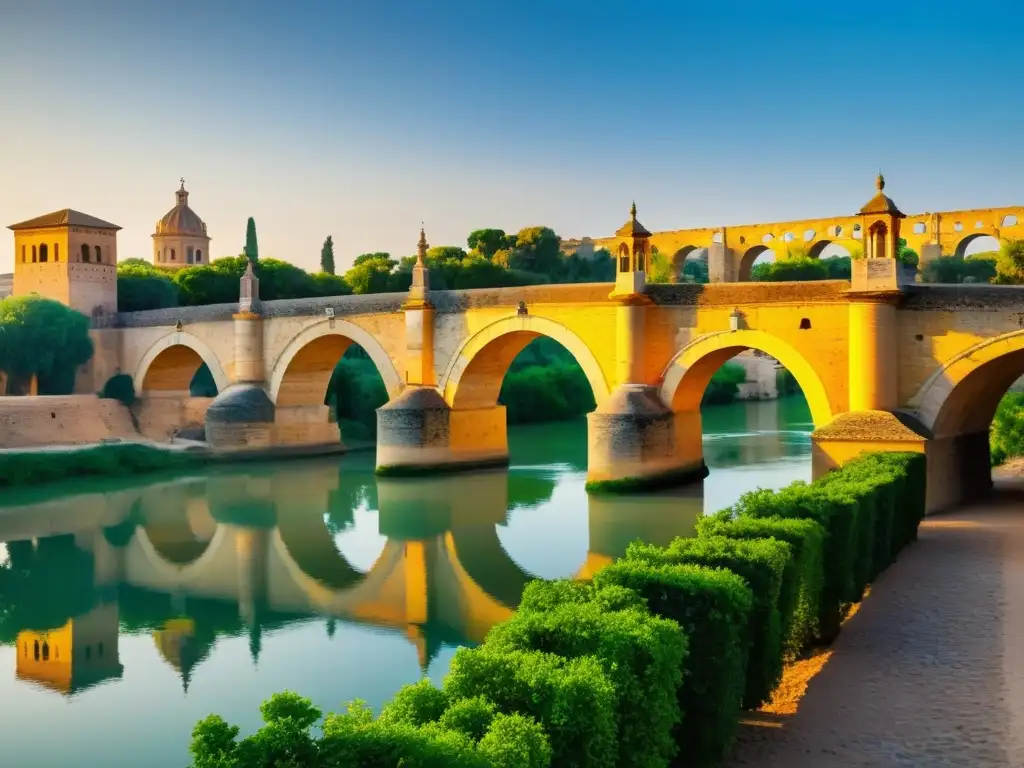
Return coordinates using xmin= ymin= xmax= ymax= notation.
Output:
xmin=7 ymin=209 xmax=121 ymax=319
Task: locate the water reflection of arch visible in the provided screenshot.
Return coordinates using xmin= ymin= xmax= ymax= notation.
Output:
xmin=377 ymin=470 xmax=531 ymax=613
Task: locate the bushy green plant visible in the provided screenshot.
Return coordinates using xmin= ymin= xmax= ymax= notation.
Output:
xmin=991 ymin=392 xmax=1024 ymax=466
xmin=921 ymin=254 xmax=997 ymax=284
xmin=697 ymin=512 xmax=824 ymax=658
xmin=593 ymin=560 xmax=751 ymax=766
xmin=516 ymin=579 xmax=646 ymax=615
xmin=822 ymin=456 xmax=898 ymax=578
xmin=735 ymin=482 xmax=858 ymax=640
xmin=379 ymin=679 xmax=450 ymax=726
xmin=627 ymin=535 xmax=790 ymax=709
xmin=485 ymin=598 xmax=686 ymax=768
xmin=444 ymin=647 xmax=617 ymax=768
xmin=100 ymin=373 xmax=136 ymax=407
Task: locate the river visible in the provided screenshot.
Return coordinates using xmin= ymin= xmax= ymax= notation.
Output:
xmin=0 ymin=396 xmax=812 ymax=767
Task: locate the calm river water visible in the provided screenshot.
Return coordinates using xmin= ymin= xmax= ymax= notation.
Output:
xmin=0 ymin=396 xmax=811 ymax=767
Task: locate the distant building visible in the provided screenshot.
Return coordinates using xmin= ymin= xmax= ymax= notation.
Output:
xmin=0 ymin=273 xmax=12 ymax=298
xmin=7 ymin=209 xmax=121 ymax=319
xmin=153 ymin=179 xmax=211 ymax=269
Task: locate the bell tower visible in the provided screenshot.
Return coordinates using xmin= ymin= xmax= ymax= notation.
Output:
xmin=8 ymin=209 xmax=120 ymax=320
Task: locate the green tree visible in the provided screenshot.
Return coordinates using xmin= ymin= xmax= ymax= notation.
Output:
xmin=995 ymin=239 xmax=1024 ymax=284
xmin=467 ymin=229 xmax=515 ymax=258
xmin=509 ymin=226 xmax=562 ymax=275
xmin=921 ymin=254 xmax=997 ymax=284
xmin=896 ymin=237 xmax=919 ymax=268
xmin=244 ymin=217 xmax=259 ymax=263
xmin=320 ymin=235 xmax=336 ymax=275
xmin=0 ymin=296 xmax=94 ymax=394
xmin=345 ymin=254 xmax=398 ymax=294
xmin=116 ymin=259 xmax=179 ymax=312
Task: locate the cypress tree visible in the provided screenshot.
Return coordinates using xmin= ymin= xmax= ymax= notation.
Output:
xmin=321 ymin=235 xmax=336 ymax=275
xmin=244 ymin=217 xmax=259 ymax=263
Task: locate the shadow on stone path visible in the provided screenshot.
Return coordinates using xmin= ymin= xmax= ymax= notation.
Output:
xmin=726 ymin=479 xmax=1024 ymax=768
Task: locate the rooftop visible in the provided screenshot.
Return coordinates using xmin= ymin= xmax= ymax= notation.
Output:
xmin=8 ymin=209 xmax=121 ymax=231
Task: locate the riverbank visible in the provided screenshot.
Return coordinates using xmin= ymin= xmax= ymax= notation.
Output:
xmin=0 ymin=438 xmax=361 ymax=489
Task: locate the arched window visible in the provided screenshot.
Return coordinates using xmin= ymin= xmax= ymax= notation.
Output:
xmin=196 ymin=249 xmax=202 ymax=262
xmin=33 ymin=640 xmax=39 ymax=661
xmin=41 ymin=642 xmax=49 ymax=661
xmin=95 ymin=245 xmax=102 ymax=263
xmin=39 ymin=244 xmax=48 ymax=262
xmin=171 ymin=249 xmax=176 ymax=261
xmin=81 ymin=243 xmax=90 ymax=263
xmin=618 ymin=243 xmax=629 ymax=272
xmin=31 ymin=245 xmax=37 ymax=263
xmin=187 ymin=246 xmax=194 ymax=264
xmin=54 ymin=243 xmax=59 ymax=262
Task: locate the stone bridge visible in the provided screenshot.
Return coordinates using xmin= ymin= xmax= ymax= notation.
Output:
xmin=565 ymin=198 xmax=1023 ymax=282
xmin=78 ymin=200 xmax=1024 ymax=514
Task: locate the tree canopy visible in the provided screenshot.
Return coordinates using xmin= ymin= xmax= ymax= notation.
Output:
xmin=0 ymin=296 xmax=94 ymax=394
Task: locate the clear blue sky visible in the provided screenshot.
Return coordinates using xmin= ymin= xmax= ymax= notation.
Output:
xmin=1 ymin=0 xmax=1021 ymax=273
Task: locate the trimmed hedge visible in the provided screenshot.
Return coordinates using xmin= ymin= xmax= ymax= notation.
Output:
xmin=696 ymin=512 xmax=824 ymax=659
xmin=485 ymin=597 xmax=686 ymax=768
xmin=187 ymin=450 xmax=929 ymax=768
xmin=594 ymin=559 xmax=752 ymax=766
xmin=444 ymin=647 xmax=618 ymax=768
xmin=626 ymin=535 xmax=790 ymax=709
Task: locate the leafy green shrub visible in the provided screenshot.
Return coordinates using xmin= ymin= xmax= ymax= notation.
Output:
xmin=627 ymin=535 xmax=789 ymax=709
xmin=735 ymin=482 xmax=858 ymax=640
xmin=485 ymin=597 xmax=686 ymax=768
xmin=992 ymin=392 xmax=1024 ymax=466
xmin=444 ymin=647 xmax=617 ymax=768
xmin=320 ymin=700 xmax=488 ymax=768
xmin=921 ymin=254 xmax=996 ymax=284
xmin=379 ymin=679 xmax=450 ymax=726
xmin=751 ymin=256 xmax=828 ymax=282
xmin=822 ymin=456 xmax=898 ymax=577
xmin=865 ymin=452 xmax=927 ymax=551
xmin=476 ymin=712 xmax=553 ymax=768
xmin=697 ymin=512 xmax=825 ymax=658
xmin=439 ymin=697 xmax=499 ymax=742
xmin=100 ymin=373 xmax=136 ymax=407
xmin=593 ymin=559 xmax=751 ymax=766
xmin=516 ymin=579 xmax=646 ymax=615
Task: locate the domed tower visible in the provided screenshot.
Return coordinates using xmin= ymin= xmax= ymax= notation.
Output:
xmin=152 ymin=179 xmax=211 ymax=269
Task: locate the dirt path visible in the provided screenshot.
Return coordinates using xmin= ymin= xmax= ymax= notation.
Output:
xmin=725 ymin=477 xmax=1024 ymax=768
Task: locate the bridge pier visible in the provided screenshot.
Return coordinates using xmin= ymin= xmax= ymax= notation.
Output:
xmin=586 ymin=385 xmax=707 ymax=491
xmin=376 ymin=387 xmax=509 ymax=475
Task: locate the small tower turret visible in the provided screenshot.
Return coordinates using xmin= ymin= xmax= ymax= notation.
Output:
xmin=611 ymin=201 xmax=651 ymax=296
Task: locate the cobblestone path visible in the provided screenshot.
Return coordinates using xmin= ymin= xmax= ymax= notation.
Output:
xmin=726 ymin=479 xmax=1024 ymax=768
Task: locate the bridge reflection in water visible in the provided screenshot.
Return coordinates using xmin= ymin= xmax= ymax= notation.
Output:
xmin=0 ymin=457 xmax=703 ymax=697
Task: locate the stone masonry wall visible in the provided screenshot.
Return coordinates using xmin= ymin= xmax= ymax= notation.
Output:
xmin=0 ymin=395 xmax=140 ymax=449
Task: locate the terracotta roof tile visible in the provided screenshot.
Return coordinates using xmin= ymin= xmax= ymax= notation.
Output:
xmin=8 ymin=209 xmax=121 ymax=231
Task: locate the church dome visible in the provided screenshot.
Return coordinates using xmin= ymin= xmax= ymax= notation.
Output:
xmin=155 ymin=180 xmax=209 ymax=237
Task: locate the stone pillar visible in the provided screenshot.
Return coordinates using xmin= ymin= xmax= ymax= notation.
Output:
xmin=847 ymin=298 xmax=898 ymax=412
xmin=918 ymin=242 xmax=942 ymax=280
xmin=232 ymin=313 xmax=264 ymax=384
xmin=707 ymin=242 xmax=735 ymax=282
xmin=377 ymin=388 xmax=509 ymax=475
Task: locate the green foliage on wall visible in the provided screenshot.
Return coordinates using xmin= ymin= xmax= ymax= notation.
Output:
xmin=991 ymin=392 xmax=1024 ymax=466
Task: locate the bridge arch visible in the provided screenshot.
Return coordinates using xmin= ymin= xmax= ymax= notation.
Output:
xmin=908 ymin=329 xmax=1024 ymax=437
xmin=954 ymin=232 xmax=1000 ymax=258
xmin=738 ymin=245 xmax=773 ymax=281
xmin=439 ymin=315 xmax=611 ymax=409
xmin=268 ymin=318 xmax=402 ymax=407
xmin=659 ymin=329 xmax=834 ymax=427
xmin=134 ymin=332 xmax=229 ymax=395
